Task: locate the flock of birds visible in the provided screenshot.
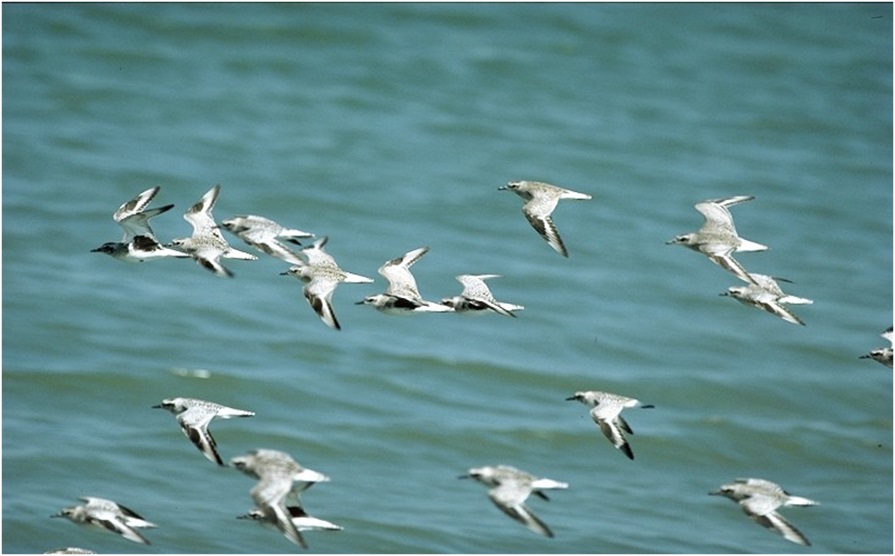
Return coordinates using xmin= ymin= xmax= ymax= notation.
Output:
xmin=90 ymin=183 xmax=832 ymax=330
xmin=47 ymin=181 xmax=890 ymax=553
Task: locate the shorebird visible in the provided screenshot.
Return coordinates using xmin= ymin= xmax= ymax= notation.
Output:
xmin=441 ymin=274 xmax=523 ymax=317
xmin=238 ymin=506 xmax=343 ymax=533
xmin=460 ymin=464 xmax=568 ymax=538
xmin=710 ymin=478 xmax=818 ymax=546
xmin=667 ymin=195 xmax=767 ymax=285
xmin=566 ymin=390 xmax=654 ymax=460
xmin=153 ymin=397 xmax=255 ymax=465
xmin=721 ymin=274 xmax=813 ymax=326
xmin=281 ymin=236 xmax=374 ymax=330
xmin=230 ymin=449 xmax=332 ymax=549
xmin=53 ymin=497 xmax=156 ymax=545
xmin=861 ymin=326 xmax=893 ymax=368
xmin=498 ymin=180 xmax=591 ymax=257
xmin=221 ymin=214 xmax=313 ymax=265
xmin=168 ymin=185 xmax=257 ymax=277
xmin=357 ymin=246 xmax=453 ymax=314
xmin=92 ymin=186 xmax=190 ymax=262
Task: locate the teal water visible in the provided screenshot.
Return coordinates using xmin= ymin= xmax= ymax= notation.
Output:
xmin=2 ymin=3 xmax=892 ymax=553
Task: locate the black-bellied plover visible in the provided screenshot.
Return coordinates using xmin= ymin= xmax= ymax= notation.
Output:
xmin=53 ymin=497 xmax=156 ymax=545
xmin=460 ymin=465 xmax=568 ymax=538
xmin=566 ymin=390 xmax=654 ymax=460
xmin=230 ymin=449 xmax=332 ymax=549
xmin=498 ymin=180 xmax=591 ymax=257
xmin=153 ymin=397 xmax=255 ymax=465
xmin=721 ymin=273 xmax=813 ymax=326
xmin=710 ymin=478 xmax=818 ymax=546
xmin=168 ymin=185 xmax=258 ymax=277
xmin=356 ymin=246 xmax=453 ymax=314
xmin=667 ymin=195 xmax=767 ymax=285
xmin=92 ymin=186 xmax=190 ymax=262
xmin=238 ymin=506 xmax=343 ymax=532
xmin=861 ymin=326 xmax=893 ymax=368
xmin=281 ymin=236 xmax=374 ymax=330
xmin=221 ymin=214 xmax=313 ymax=265
xmin=441 ymin=274 xmax=523 ymax=317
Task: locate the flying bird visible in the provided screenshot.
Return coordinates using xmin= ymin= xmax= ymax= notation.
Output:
xmin=498 ymin=180 xmax=591 ymax=257
xmin=460 ymin=465 xmax=568 ymax=538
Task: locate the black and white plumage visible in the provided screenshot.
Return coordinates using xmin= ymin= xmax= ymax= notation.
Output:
xmin=230 ymin=449 xmax=332 ymax=549
xmin=460 ymin=465 xmax=568 ymax=538
xmin=667 ymin=195 xmax=767 ymax=285
xmin=861 ymin=326 xmax=894 ymax=368
xmin=357 ymin=246 xmax=453 ymax=314
xmin=566 ymin=390 xmax=654 ymax=460
xmin=498 ymin=180 xmax=591 ymax=257
xmin=238 ymin=505 xmax=343 ymax=533
xmin=710 ymin=478 xmax=818 ymax=546
xmin=281 ymin=236 xmax=374 ymax=330
xmin=53 ymin=497 xmax=156 ymax=545
xmin=91 ymin=186 xmax=190 ymax=262
xmin=221 ymin=214 xmax=313 ymax=265
xmin=153 ymin=397 xmax=254 ymax=465
xmin=721 ymin=273 xmax=813 ymax=326
xmin=168 ymin=185 xmax=258 ymax=277
xmin=441 ymin=274 xmax=524 ymax=317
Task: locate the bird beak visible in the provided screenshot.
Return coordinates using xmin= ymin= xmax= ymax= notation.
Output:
xmin=457 ymin=474 xmax=471 ymax=480
xmin=564 ymin=396 xmax=577 ymax=401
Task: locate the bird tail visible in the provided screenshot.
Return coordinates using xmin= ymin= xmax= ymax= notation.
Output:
xmin=785 ymin=495 xmax=819 ymax=507
xmin=342 ymin=271 xmax=374 ymax=284
xmin=735 ymin=238 xmax=769 ymax=252
xmin=559 ymin=189 xmax=592 ymax=200
xmin=780 ymin=295 xmax=813 ymax=305
xmin=279 ymin=228 xmax=314 ymax=244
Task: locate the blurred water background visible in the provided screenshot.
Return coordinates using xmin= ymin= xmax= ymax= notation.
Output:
xmin=2 ymin=3 xmax=892 ymax=553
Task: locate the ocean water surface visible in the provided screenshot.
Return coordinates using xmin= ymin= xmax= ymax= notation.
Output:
xmin=2 ymin=3 xmax=892 ymax=554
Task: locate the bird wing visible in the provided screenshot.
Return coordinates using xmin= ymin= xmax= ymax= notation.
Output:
xmin=456 ymin=275 xmax=517 ymax=317
xmin=88 ymin=511 xmax=151 ymax=545
xmin=488 ymin=481 xmax=554 ymax=538
xmin=521 ymin=194 xmax=568 ymax=257
xmin=749 ymin=509 xmax=811 ymax=546
xmin=251 ymin=474 xmax=307 ymax=548
xmin=706 ymin=252 xmax=760 ymax=286
xmin=184 ymin=186 xmax=228 ymax=244
xmin=113 ymin=187 xmax=159 ymax=224
xmin=755 ymin=299 xmax=806 ymax=326
xmin=304 ymin=276 xmax=341 ymax=330
xmin=176 ymin=407 xmax=223 ymax=465
xmin=379 ymin=248 xmax=428 ymax=298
